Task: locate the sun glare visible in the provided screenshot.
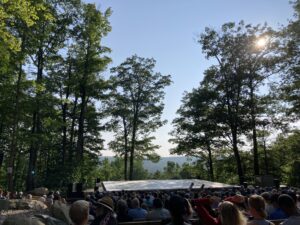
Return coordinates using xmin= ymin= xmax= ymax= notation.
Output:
xmin=256 ymin=36 xmax=269 ymax=48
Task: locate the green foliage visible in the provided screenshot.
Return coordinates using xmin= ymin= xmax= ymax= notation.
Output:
xmin=0 ymin=0 xmax=299 ymax=191
xmin=0 ymin=0 xmax=112 ymax=191
xmin=98 ymin=158 xmax=150 ymax=181
xmin=107 ymin=55 xmax=171 ymax=180
xmin=267 ymin=130 xmax=300 ymax=186
xmin=278 ymin=0 xmax=300 ymax=118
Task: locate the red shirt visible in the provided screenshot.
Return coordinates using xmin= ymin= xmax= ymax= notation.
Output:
xmin=193 ymin=198 xmax=221 ymax=225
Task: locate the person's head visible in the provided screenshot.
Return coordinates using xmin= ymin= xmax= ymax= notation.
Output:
xmin=131 ymin=198 xmax=140 ymax=208
xmin=153 ymin=198 xmax=163 ymax=209
xmin=260 ymin=192 xmax=271 ymax=204
xmin=117 ymin=199 xmax=128 ymax=214
xmin=248 ymin=195 xmax=267 ymax=219
xmin=69 ymin=200 xmax=89 ymax=225
xmin=270 ymin=193 xmax=280 ymax=208
xmin=95 ymin=196 xmax=114 ymax=217
xmin=168 ymin=195 xmax=186 ymax=225
xmin=278 ymin=194 xmax=297 ymax=216
xmin=218 ymin=201 xmax=246 ymax=225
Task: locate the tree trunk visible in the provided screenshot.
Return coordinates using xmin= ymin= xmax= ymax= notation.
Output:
xmin=232 ymin=127 xmax=244 ymax=184
xmin=0 ymin=121 xmax=4 ymax=172
xmin=61 ymin=59 xmax=72 ymax=165
xmin=69 ymin=96 xmax=78 ymax=163
xmin=263 ymin=136 xmax=269 ymax=174
xmin=0 ymin=152 xmax=3 ymax=171
xmin=26 ymin=46 xmax=44 ymax=191
xmin=27 ymin=112 xmax=38 ymax=191
xmin=250 ymin=80 xmax=259 ymax=176
xmin=8 ymin=60 xmax=23 ymax=191
xmin=76 ymin=86 xmax=86 ymax=159
xmin=206 ymin=141 xmax=214 ymax=181
xmin=76 ymin=46 xmax=90 ymax=160
xmin=8 ymin=34 xmax=26 ymax=191
xmin=129 ymin=107 xmax=138 ymax=180
xmin=122 ymin=117 xmax=128 ymax=180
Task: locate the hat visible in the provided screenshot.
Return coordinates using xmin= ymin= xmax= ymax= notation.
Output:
xmin=95 ymin=196 xmax=114 ymax=211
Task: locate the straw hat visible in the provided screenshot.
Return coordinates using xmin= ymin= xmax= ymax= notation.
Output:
xmin=95 ymin=196 xmax=114 ymax=211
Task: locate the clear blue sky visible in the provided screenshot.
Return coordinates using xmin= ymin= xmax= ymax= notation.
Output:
xmin=83 ymin=0 xmax=294 ymax=156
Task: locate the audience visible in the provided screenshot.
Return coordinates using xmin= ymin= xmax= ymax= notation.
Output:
xmin=146 ymin=198 xmax=171 ymax=220
xmin=278 ymin=194 xmax=300 ymax=225
xmin=128 ymin=197 xmax=148 ymax=220
xmin=192 ymin=196 xmax=247 ymax=225
xmin=2 ymin=184 xmax=300 ymax=225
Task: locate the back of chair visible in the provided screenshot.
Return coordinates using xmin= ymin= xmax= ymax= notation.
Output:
xmin=270 ymin=219 xmax=285 ymax=225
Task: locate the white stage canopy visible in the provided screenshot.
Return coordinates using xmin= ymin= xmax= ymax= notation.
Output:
xmin=102 ymin=179 xmax=238 ymax=192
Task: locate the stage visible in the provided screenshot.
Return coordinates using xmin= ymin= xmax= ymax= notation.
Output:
xmin=101 ymin=179 xmax=238 ymax=192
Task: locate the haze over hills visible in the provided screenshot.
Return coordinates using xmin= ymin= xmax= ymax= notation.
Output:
xmin=99 ymin=156 xmax=197 ymax=173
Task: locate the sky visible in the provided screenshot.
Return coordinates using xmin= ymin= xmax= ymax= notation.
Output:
xmin=83 ymin=0 xmax=295 ymax=157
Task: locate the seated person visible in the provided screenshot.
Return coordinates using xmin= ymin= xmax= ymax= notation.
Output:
xmin=260 ymin=192 xmax=275 ymax=217
xmin=128 ymin=197 xmax=148 ymax=220
xmin=192 ymin=196 xmax=247 ymax=225
xmin=278 ymin=194 xmax=300 ymax=225
xmin=91 ymin=196 xmax=117 ymax=225
xmin=167 ymin=195 xmax=193 ymax=225
xmin=146 ymin=198 xmax=171 ymax=220
xmin=268 ymin=193 xmax=288 ymax=220
xmin=116 ymin=199 xmax=133 ymax=222
xmin=247 ymin=195 xmax=274 ymax=225
xmin=69 ymin=200 xmax=90 ymax=225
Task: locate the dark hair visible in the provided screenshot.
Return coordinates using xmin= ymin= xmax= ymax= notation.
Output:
xmin=117 ymin=199 xmax=128 ymax=214
xmin=153 ymin=198 xmax=163 ymax=209
xmin=169 ymin=195 xmax=186 ymax=225
xmin=278 ymin=194 xmax=295 ymax=209
xmin=270 ymin=193 xmax=280 ymax=204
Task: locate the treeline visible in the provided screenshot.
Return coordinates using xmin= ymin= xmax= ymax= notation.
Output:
xmin=0 ymin=0 xmax=299 ymax=191
xmin=170 ymin=1 xmax=300 ymax=186
xmin=0 ymin=0 xmax=170 ymax=191
xmin=97 ymin=158 xmax=199 ymax=181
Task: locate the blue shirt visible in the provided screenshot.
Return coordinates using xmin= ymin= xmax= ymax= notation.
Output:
xmin=269 ymin=208 xmax=288 ymax=220
xmin=128 ymin=208 xmax=148 ymax=220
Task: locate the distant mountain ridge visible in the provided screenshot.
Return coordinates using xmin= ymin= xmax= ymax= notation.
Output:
xmin=99 ymin=156 xmax=197 ymax=173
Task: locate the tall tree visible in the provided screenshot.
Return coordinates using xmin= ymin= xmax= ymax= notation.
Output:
xmin=109 ymin=55 xmax=171 ymax=180
xmin=25 ymin=0 xmax=76 ymax=191
xmin=280 ymin=0 xmax=300 ymax=117
xmin=200 ymin=24 xmax=248 ymax=184
xmin=170 ymin=81 xmax=225 ymax=181
xmin=199 ymin=21 xmax=279 ymax=183
xmin=72 ymin=3 xmax=111 ymax=160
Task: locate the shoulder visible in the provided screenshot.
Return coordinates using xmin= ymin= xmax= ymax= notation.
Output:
xmin=247 ymin=221 xmax=257 ymax=225
xmin=109 ymin=217 xmax=118 ymax=225
xmin=281 ymin=216 xmax=300 ymax=225
xmin=141 ymin=208 xmax=148 ymax=213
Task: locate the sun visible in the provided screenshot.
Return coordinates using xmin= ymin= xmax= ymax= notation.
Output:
xmin=256 ymin=36 xmax=269 ymax=48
